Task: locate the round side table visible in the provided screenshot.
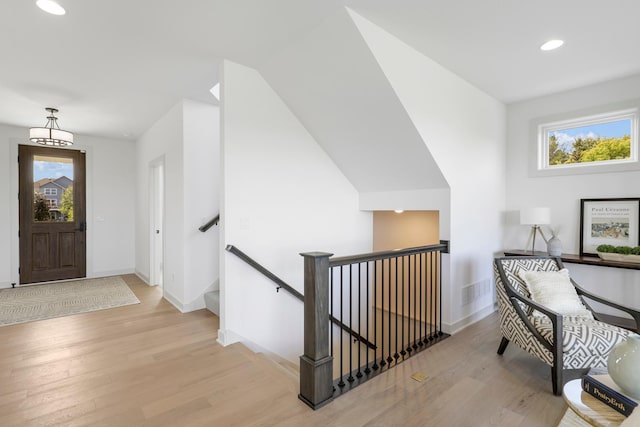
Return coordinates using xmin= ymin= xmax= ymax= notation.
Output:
xmin=563 ymin=379 xmax=626 ymax=427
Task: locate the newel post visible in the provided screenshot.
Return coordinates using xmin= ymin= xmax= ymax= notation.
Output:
xmin=298 ymin=251 xmax=334 ymax=409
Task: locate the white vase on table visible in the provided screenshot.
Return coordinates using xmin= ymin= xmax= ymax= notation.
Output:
xmin=607 ymin=333 xmax=640 ymax=399
xmin=547 ymin=235 xmax=562 ymax=257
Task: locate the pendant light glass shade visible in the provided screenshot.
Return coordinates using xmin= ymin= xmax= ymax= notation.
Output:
xmin=30 ymin=107 xmax=74 ymax=146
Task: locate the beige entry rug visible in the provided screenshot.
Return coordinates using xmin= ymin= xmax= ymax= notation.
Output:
xmin=0 ymin=276 xmax=140 ymax=327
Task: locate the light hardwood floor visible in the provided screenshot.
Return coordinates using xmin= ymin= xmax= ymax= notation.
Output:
xmin=0 ymin=275 xmax=569 ymax=426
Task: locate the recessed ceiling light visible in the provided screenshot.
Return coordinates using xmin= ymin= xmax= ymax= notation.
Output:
xmin=36 ymin=0 xmax=66 ymax=16
xmin=540 ymin=39 xmax=564 ymax=51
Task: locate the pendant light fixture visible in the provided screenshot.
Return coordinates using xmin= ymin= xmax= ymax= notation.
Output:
xmin=29 ymin=107 xmax=74 ymax=146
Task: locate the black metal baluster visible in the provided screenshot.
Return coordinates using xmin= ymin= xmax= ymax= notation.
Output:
xmin=387 ymin=258 xmax=393 ymax=365
xmin=400 ymin=256 xmax=406 ymax=357
xmin=438 ymin=252 xmax=443 ymax=337
xmin=419 ymin=253 xmax=424 ymax=347
xmin=413 ymin=254 xmax=419 ymax=350
xmin=356 ymin=263 xmax=363 ymax=379
xmin=424 ymin=253 xmax=429 ymax=343
xmin=348 ymin=265 xmax=354 ymax=383
xmin=425 ymin=252 xmax=429 ymax=343
xmin=423 ymin=253 xmax=428 ymax=342
xmin=330 ymin=268 xmax=336 ymax=393
xmin=435 ymin=252 xmax=440 ymax=338
xmin=430 ymin=251 xmax=435 ymax=342
xmin=381 ymin=259 xmax=387 ymax=367
xmin=338 ymin=266 xmax=345 ymax=388
xmin=365 ymin=261 xmax=371 ymax=375
xmin=373 ymin=260 xmax=379 ymax=371
xmin=394 ymin=257 xmax=399 ymax=362
xmin=330 ymin=268 xmax=334 ymax=359
xmin=406 ymin=255 xmax=413 ymax=355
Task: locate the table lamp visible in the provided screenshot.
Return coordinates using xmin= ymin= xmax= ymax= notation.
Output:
xmin=520 ymin=207 xmax=550 ymax=253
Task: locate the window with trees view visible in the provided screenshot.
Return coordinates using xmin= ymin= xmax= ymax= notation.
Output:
xmin=539 ymin=109 xmax=637 ymax=170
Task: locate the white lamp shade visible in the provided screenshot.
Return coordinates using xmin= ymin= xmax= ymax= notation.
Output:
xmin=29 ymin=127 xmax=74 ymax=146
xmin=520 ymin=207 xmax=550 ymax=225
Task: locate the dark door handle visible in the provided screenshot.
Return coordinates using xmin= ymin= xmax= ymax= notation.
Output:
xmin=77 ymin=222 xmax=86 ymax=232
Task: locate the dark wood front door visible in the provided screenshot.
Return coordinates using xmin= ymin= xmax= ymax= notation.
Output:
xmin=19 ymin=145 xmax=86 ymax=284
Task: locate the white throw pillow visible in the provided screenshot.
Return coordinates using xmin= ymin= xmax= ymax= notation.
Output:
xmin=517 ymin=269 xmax=594 ymax=319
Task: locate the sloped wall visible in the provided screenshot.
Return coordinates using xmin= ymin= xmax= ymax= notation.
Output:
xmin=260 ymin=8 xmax=447 ymax=193
xmin=256 ymin=7 xmax=506 ymax=332
xmin=220 ymin=60 xmax=372 ymax=360
xmin=349 ymin=10 xmax=507 ymax=331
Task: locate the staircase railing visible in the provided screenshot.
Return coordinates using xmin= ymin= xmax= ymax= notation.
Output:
xmin=225 ymin=245 xmax=376 ymax=350
xmin=299 ymin=242 xmax=450 ymax=409
xmin=198 ymin=214 xmax=220 ymax=232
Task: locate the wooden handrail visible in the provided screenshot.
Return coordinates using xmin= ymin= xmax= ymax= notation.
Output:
xmin=330 ymin=242 xmax=449 ymax=266
xmin=225 ymin=244 xmax=376 ymax=350
xmin=226 ymin=244 xmax=303 ymax=300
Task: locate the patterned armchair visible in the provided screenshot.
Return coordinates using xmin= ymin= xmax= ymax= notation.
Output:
xmin=494 ymin=256 xmax=640 ymax=395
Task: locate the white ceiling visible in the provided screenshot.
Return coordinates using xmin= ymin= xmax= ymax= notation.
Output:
xmin=2 ymin=0 xmax=639 ymax=141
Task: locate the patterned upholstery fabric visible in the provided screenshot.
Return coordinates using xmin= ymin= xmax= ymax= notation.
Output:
xmin=531 ymin=316 xmax=630 ymax=369
xmin=495 ymin=257 xmax=631 ymax=369
xmin=495 ymin=258 xmax=560 ymax=366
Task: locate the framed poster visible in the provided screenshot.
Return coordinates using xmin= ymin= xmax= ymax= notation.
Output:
xmin=580 ymin=198 xmax=640 ymax=256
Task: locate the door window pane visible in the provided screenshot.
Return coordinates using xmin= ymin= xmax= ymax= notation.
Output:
xmin=33 ymin=155 xmax=74 ymax=222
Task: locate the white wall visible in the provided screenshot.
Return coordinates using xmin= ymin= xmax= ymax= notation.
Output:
xmin=88 ymin=134 xmax=136 ymax=277
xmin=135 ymin=99 xmax=220 ymax=311
xmin=505 ymin=74 xmax=640 ymax=309
xmin=136 ymin=102 xmax=185 ymax=301
xmin=350 ymin=11 xmax=507 ymax=332
xmin=183 ymin=100 xmax=221 ymax=308
xmin=0 ymin=126 xmax=14 ymax=287
xmin=0 ymin=123 xmax=135 ymax=287
xmin=220 ymin=60 xmax=372 ymax=361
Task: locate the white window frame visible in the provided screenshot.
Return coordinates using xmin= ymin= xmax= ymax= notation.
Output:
xmin=44 ymin=188 xmax=57 ymax=195
xmin=48 ymin=199 xmax=57 ymax=207
xmin=531 ymin=102 xmax=640 ymax=177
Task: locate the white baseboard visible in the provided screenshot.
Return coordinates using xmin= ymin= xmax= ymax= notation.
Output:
xmin=183 ymin=296 xmax=206 ymax=312
xmin=0 ymin=270 xmax=137 ymax=289
xmin=161 ymin=291 xmax=208 ymax=313
xmin=217 ymin=329 xmax=243 ymax=347
xmin=90 ymin=268 xmax=135 ymax=279
xmin=135 ymin=270 xmax=150 ymax=285
xmin=162 ymin=290 xmax=186 ymax=313
xmin=158 ymin=281 xmax=218 ymax=314
xmin=442 ymin=302 xmax=497 ymax=335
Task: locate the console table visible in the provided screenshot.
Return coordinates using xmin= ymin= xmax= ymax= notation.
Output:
xmin=505 ymin=249 xmax=639 ymax=330
xmin=503 ymin=250 xmax=640 ymax=271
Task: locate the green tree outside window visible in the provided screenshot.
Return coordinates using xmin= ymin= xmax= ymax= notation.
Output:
xmin=33 ymin=192 xmax=50 ymax=221
xmin=60 ymin=186 xmax=74 ymax=221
